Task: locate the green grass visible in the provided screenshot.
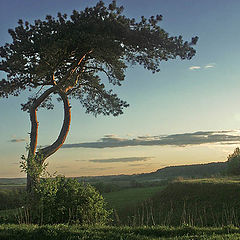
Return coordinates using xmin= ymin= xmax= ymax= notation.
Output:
xmin=128 ymin=178 xmax=240 ymax=226
xmin=103 ymin=185 xmax=166 ymax=211
xmin=1 ymin=224 xmax=240 ymax=240
xmin=100 ymin=178 xmax=240 ymax=226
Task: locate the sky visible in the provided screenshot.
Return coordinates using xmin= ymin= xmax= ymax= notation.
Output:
xmin=1 ymin=0 xmax=240 ymax=178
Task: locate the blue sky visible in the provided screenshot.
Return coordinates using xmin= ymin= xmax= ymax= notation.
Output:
xmin=1 ymin=0 xmax=240 ymax=177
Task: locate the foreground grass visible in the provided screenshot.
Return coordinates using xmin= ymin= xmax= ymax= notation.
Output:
xmin=1 ymin=224 xmax=240 ymax=240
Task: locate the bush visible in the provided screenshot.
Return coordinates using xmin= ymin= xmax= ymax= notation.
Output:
xmin=26 ymin=176 xmax=111 ymax=225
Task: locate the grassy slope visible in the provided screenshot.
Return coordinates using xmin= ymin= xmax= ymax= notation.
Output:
xmin=1 ymin=225 xmax=240 ymax=240
xmin=131 ymin=178 xmax=240 ymax=227
xmin=103 ymin=185 xmax=166 ymax=211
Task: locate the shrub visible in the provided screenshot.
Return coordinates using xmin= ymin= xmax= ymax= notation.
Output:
xmin=25 ymin=176 xmax=111 ymax=225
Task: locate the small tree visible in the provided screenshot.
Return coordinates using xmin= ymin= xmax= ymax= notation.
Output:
xmin=227 ymin=147 xmax=240 ymax=175
xmin=0 ymin=1 xmax=198 ymax=192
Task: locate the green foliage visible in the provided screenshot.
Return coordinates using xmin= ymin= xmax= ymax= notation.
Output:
xmin=227 ymin=148 xmax=240 ymax=175
xmin=25 ymin=176 xmax=111 ymax=225
xmin=20 ymin=150 xmax=49 ymax=181
xmin=93 ymin=182 xmax=122 ymax=193
xmin=19 ymin=152 xmax=111 ymax=225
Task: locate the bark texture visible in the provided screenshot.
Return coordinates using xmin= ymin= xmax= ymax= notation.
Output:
xmin=26 ymin=87 xmax=71 ymax=192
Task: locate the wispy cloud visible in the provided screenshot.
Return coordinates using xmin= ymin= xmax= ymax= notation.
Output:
xmin=204 ymin=63 xmax=216 ymax=69
xmin=91 ymin=167 xmax=114 ymax=170
xmin=189 ymin=66 xmax=201 ymax=70
xmin=204 ymin=64 xmax=214 ymax=69
xmin=9 ymin=138 xmax=26 ymax=143
xmin=88 ymin=157 xmax=153 ymax=163
xmin=128 ymin=162 xmax=156 ymax=167
xmin=62 ymin=130 xmax=240 ymax=149
xmin=189 ymin=63 xmax=216 ymax=71
xmin=56 ymin=165 xmax=68 ymax=169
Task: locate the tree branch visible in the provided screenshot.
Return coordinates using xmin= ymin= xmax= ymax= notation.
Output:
xmin=28 ymin=86 xmax=57 ymax=157
xmin=38 ymin=90 xmax=71 ymax=163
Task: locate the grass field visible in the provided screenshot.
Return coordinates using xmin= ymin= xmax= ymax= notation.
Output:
xmin=1 ymin=224 xmax=240 ymax=240
xmin=103 ymin=185 xmax=166 ymax=211
xmin=101 ymin=177 xmax=240 ymax=226
xmin=129 ymin=178 xmax=240 ymax=226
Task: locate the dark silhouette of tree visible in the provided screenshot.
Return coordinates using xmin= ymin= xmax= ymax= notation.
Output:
xmin=0 ymin=1 xmax=198 ymax=191
xmin=227 ymin=147 xmax=240 ymax=175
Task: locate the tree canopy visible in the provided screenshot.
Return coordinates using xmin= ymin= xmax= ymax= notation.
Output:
xmin=0 ymin=0 xmax=197 ymax=114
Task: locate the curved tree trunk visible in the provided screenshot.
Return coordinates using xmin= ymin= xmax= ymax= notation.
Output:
xmin=27 ymin=87 xmax=71 ymax=192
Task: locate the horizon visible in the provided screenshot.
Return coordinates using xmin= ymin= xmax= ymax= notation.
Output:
xmin=0 ymin=160 xmax=227 ymax=179
xmin=1 ymin=0 xmax=240 ymax=178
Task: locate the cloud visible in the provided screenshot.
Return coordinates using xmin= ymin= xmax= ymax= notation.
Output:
xmin=91 ymin=167 xmax=114 ymax=170
xmin=204 ymin=63 xmax=216 ymax=69
xmin=204 ymin=64 xmax=214 ymax=69
xmin=128 ymin=162 xmax=155 ymax=167
xmin=56 ymin=165 xmax=68 ymax=169
xmin=9 ymin=138 xmax=26 ymax=143
xmin=189 ymin=66 xmax=201 ymax=70
xmin=62 ymin=130 xmax=240 ymax=149
xmin=189 ymin=63 xmax=216 ymax=71
xmin=88 ymin=157 xmax=152 ymax=163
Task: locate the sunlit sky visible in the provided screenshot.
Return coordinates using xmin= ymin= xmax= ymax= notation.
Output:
xmin=1 ymin=0 xmax=240 ymax=178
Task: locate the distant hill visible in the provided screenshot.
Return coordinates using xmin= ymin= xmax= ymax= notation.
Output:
xmin=78 ymin=161 xmax=228 ymax=184
xmin=0 ymin=162 xmax=228 ymax=186
xmin=138 ymin=161 xmax=227 ymax=180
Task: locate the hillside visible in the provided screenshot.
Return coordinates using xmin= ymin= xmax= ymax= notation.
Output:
xmin=120 ymin=178 xmax=240 ymax=226
xmin=142 ymin=161 xmax=227 ymax=179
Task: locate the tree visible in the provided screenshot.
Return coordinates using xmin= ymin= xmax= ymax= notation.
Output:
xmin=0 ymin=1 xmax=198 ymax=192
xmin=227 ymin=147 xmax=240 ymax=175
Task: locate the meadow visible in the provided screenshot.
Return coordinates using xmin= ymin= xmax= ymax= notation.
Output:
xmin=103 ymin=185 xmax=166 ymax=211
xmin=106 ymin=178 xmax=240 ymax=226
xmin=2 ymin=170 xmax=240 ymax=239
